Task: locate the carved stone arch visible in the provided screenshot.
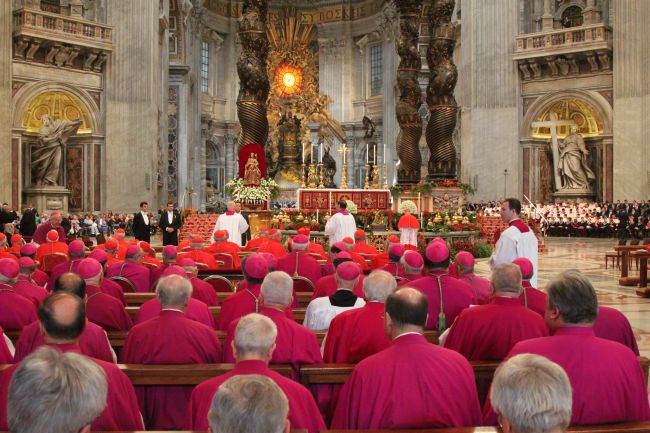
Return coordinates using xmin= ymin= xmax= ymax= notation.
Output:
xmin=521 ymin=89 xmax=612 ymax=139
xmin=554 ymin=1 xmax=585 ymax=21
xmin=13 ymin=82 xmax=102 ymax=135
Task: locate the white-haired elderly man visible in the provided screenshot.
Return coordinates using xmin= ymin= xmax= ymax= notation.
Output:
xmin=490 ymin=354 xmax=572 ymax=433
xmin=276 ymin=235 xmax=321 ymax=284
xmin=208 ymin=375 xmax=289 ymax=433
xmin=188 ymin=313 xmax=325 ymax=433
xmin=213 ymin=201 xmax=249 ymax=247
xmin=323 ymin=270 xmax=396 ymax=363
xmin=223 ymin=271 xmax=322 ymax=378
xmin=122 ymin=274 xmax=222 ymax=430
xmin=7 ymin=346 xmax=108 ymax=433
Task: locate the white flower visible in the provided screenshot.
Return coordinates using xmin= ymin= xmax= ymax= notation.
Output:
xmin=399 ymin=200 xmax=418 ymax=214
xmin=346 ymin=200 xmax=358 ymax=214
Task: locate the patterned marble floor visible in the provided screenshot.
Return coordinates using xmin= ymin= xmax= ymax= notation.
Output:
xmin=475 ymin=237 xmax=650 ymax=361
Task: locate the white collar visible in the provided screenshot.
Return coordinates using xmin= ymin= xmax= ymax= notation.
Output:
xmin=161 ymin=307 xmax=184 ymax=313
xmin=394 ymin=331 xmax=422 ymax=340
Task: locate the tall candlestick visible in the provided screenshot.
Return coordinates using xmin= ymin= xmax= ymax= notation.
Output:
xmin=319 ymin=144 xmax=323 ymax=163
xmin=373 ymin=144 xmax=377 ymax=165
xmin=310 ymin=142 xmax=314 ymax=164
xmin=366 ymin=143 xmax=369 ymax=164
xmin=302 ymin=142 xmax=305 ymax=164
xmin=383 ymin=143 xmax=386 ymax=164
xmin=316 ymin=209 xmax=319 ymax=224
xmin=329 ymin=191 xmax=332 ymax=213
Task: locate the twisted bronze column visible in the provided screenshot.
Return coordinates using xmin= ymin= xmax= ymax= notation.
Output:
xmin=426 ymin=0 xmax=458 ymax=179
xmin=395 ymin=0 xmax=423 ymax=184
xmin=236 ymin=0 xmax=270 ymax=148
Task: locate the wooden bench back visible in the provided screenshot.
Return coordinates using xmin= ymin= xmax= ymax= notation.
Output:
xmin=124 ymin=291 xmax=314 ymax=308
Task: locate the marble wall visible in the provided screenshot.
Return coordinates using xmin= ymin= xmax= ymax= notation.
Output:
xmin=104 ymin=0 xmax=162 ymax=211
xmin=612 ymin=0 xmax=650 ymax=200
xmin=0 ymin=2 xmax=12 ymax=205
xmin=457 ymin=0 xmax=520 ymax=201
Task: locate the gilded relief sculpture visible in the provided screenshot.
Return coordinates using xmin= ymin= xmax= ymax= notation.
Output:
xmin=426 ymin=0 xmax=458 ymax=179
xmin=236 ymin=0 xmax=270 ymax=149
xmin=395 ymin=0 xmax=423 ymax=184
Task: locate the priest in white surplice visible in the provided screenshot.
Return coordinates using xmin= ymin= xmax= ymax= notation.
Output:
xmin=324 ymin=200 xmax=357 ymax=247
xmin=489 ymin=197 xmax=539 ymax=287
xmin=213 ymin=201 xmax=249 ymax=247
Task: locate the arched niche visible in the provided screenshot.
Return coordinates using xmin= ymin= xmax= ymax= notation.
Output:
xmin=13 ymin=83 xmax=103 ymax=212
xmin=520 ymin=90 xmax=613 ymax=202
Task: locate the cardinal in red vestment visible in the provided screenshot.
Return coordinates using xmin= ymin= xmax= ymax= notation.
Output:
xmin=276 ymin=234 xmax=321 ymax=284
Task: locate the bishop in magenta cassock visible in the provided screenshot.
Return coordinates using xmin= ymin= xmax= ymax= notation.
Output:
xmin=46 ymin=239 xmax=85 ymax=289
xmin=187 ymin=313 xmax=325 ymax=433
xmin=380 ymin=243 xmax=406 ymax=278
xmin=443 ymin=263 xmax=548 ymax=360
xmin=482 ymin=270 xmax=650 ymax=426
xmin=489 ymin=198 xmax=539 ymax=287
xmin=0 ymin=259 xmax=37 ymax=330
xmin=512 ymin=257 xmax=547 ymax=316
xmin=454 ymin=251 xmax=492 ymax=304
xmin=0 ymin=328 xmax=12 ymax=364
xmin=177 ymin=258 xmax=219 ymax=306
xmin=122 ymin=274 xmax=221 ymax=430
xmin=0 ymin=292 xmax=143 ymax=431
xmin=276 ymin=235 xmax=321 ymax=284
xmin=105 ymin=245 xmax=151 ymax=292
xmin=223 ymin=271 xmax=321 ymax=379
xmin=18 ymin=243 xmax=48 ymax=288
xmin=87 ymin=249 xmax=127 ymax=305
xmin=408 ymin=241 xmax=475 ymax=331
xmin=14 ymin=257 xmax=48 ymax=306
xmin=30 ymin=212 xmax=66 ymax=246
xmin=398 ymin=250 xmax=425 ymax=285
xmin=593 ymin=305 xmax=639 ymax=355
xmin=332 ymin=287 xmax=482 ymax=429
xmin=149 ymin=244 xmax=178 ymax=288
xmin=310 ymin=252 xmax=365 ymax=300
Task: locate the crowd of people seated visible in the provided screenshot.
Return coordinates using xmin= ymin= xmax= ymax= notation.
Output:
xmin=0 ymin=208 xmax=646 ymax=433
xmin=470 ymin=200 xmax=650 ymax=239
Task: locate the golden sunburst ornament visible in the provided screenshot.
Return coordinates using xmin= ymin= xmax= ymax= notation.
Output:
xmin=274 ymin=63 xmax=303 ymax=98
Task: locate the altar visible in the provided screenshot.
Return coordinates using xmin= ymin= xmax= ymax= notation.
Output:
xmin=297 ymin=188 xmax=391 ymax=211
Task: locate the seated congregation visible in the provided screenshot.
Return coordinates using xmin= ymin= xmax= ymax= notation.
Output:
xmin=0 ymin=222 xmax=648 ymax=433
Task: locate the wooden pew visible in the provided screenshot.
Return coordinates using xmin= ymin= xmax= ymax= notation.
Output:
xmin=300 ymin=356 xmax=650 ymax=409
xmin=124 ymin=291 xmax=315 ymax=308
xmin=324 ymin=423 xmax=650 ymax=433
xmin=117 ymin=363 xmax=292 ymax=385
xmin=124 ymin=306 xmax=307 ymax=323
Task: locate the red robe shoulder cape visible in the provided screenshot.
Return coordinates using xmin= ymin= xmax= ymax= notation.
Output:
xmin=135 ymin=297 xmax=215 ymax=329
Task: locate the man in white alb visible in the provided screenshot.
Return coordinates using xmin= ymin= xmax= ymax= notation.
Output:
xmin=324 ymin=200 xmax=357 ymax=247
xmin=489 ymin=197 xmax=539 ymax=287
xmin=213 ymin=201 xmax=249 ymax=247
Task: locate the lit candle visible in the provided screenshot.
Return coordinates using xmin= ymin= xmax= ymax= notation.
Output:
xmin=366 ymin=143 xmax=369 ymax=164
xmin=383 ymin=143 xmax=386 ymax=164
xmin=373 ymin=144 xmax=377 ymax=165
xmin=302 ymin=142 xmax=305 ymax=164
xmin=316 ymin=209 xmax=319 ymax=223
xmin=329 ymin=191 xmax=332 ymax=213
xmin=320 ymin=144 xmax=323 ymax=163
xmin=310 ymin=142 xmax=314 ymax=164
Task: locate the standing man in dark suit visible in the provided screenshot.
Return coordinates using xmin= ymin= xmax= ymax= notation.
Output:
xmin=132 ymin=201 xmax=151 ymax=243
xmin=159 ymin=202 xmax=181 ymax=246
xmin=19 ymin=204 xmax=37 ymax=238
xmin=235 ymin=201 xmax=250 ymax=246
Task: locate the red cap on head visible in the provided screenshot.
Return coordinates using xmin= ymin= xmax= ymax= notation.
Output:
xmin=292 ymin=234 xmax=309 ymax=245
xmin=425 ymin=242 xmax=450 ymax=263
xmin=177 ymin=258 xmax=196 ymax=268
xmin=213 ymin=230 xmax=228 ymax=240
xmin=297 ymin=227 xmax=310 ymax=236
xmin=334 ymin=251 xmax=352 ymax=261
xmin=342 ymin=237 xmax=354 ymax=245
xmin=258 ymin=226 xmax=269 ymax=233
xmin=20 ymin=243 xmax=37 ymax=256
xmin=46 ymin=230 xmax=59 ymax=242
xmin=402 ymin=250 xmax=424 ymax=269
xmin=88 ymin=249 xmax=108 ymax=263
xmin=260 ymin=252 xmax=277 ymax=270
xmin=268 ymin=229 xmax=278 ymax=236
xmin=138 ymin=241 xmax=153 ymax=253
xmin=387 ymin=235 xmax=399 ymax=244
xmin=115 ymin=228 xmax=126 ymax=237
xmin=10 ymin=234 xmax=22 ymax=244
xmin=336 ymin=261 xmax=361 ymax=281
xmin=244 ymin=254 xmax=269 ymax=279
xmin=104 ymin=239 xmax=118 ymax=251
xmin=389 ymin=243 xmax=405 ymax=258
xmin=163 ymin=245 xmax=177 ymax=257
xmin=455 ymin=251 xmax=475 ymax=268
xmin=333 ymin=241 xmax=350 ymax=252
xmin=78 ymin=258 xmax=103 ymax=280
xmin=50 ymin=211 xmax=61 ymax=217
xmin=68 ymin=240 xmax=85 ymax=255
xmin=191 ymin=237 xmax=205 ymax=245
xmin=0 ymin=259 xmax=19 ymax=279
xmin=18 ymin=257 xmax=35 ymax=269
xmin=354 ymin=229 xmax=366 ymax=239
xmin=163 ymin=265 xmax=186 ymax=277
xmin=125 ymin=245 xmax=141 ymax=257
xmin=512 ymin=257 xmax=534 ymax=279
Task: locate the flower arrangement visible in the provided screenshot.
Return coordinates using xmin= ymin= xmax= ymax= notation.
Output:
xmin=225 ymin=177 xmax=280 ymax=202
xmin=270 ymin=210 xmax=323 ymax=231
xmin=180 ymin=208 xmax=196 ymax=219
xmin=390 ymin=179 xmax=475 ymax=198
xmin=398 ymin=200 xmax=418 ymax=214
xmin=345 ymin=200 xmax=358 ymax=214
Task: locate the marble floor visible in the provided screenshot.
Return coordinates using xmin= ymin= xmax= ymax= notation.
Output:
xmin=475 ymin=237 xmax=650 ymax=361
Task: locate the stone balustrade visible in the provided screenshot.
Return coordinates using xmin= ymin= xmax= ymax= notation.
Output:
xmin=514 ymin=23 xmax=611 ymax=60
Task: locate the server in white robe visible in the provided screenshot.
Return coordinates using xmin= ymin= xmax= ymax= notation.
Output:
xmin=213 ymin=201 xmax=249 ymax=247
xmin=324 ymin=200 xmax=357 ymax=247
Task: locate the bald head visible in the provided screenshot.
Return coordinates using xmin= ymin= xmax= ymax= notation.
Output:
xmin=53 ymin=272 xmax=86 ymax=299
xmin=227 ymin=201 xmax=236 ymax=211
xmin=491 ymin=264 xmax=522 ymax=296
xmin=38 ymin=292 xmax=86 ymax=343
xmin=385 ymin=287 xmax=428 ymax=337
xmin=156 ymin=275 xmax=192 ymax=309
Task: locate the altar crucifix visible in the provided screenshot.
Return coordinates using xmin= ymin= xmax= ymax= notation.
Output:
xmin=337 ymin=142 xmax=349 ymax=188
xmin=531 ymin=112 xmax=576 ymax=191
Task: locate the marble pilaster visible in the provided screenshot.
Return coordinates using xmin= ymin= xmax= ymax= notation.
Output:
xmin=0 ymin=2 xmax=12 ymax=205
xmin=612 ymin=0 xmax=650 ymax=200
xmin=104 ymin=0 xmax=161 ymax=211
